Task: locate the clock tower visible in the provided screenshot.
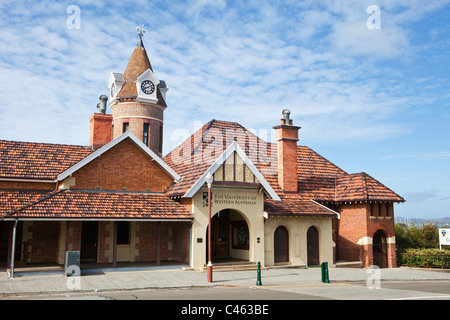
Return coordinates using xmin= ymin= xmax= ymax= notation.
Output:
xmin=107 ymin=27 xmax=168 ymax=156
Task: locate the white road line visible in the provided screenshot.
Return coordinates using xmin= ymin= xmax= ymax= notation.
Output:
xmin=390 ymin=295 xmax=450 ymax=300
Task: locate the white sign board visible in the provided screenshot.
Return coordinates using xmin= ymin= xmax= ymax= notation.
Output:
xmin=439 ymin=228 xmax=450 ymax=250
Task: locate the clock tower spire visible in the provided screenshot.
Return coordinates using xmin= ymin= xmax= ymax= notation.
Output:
xmin=107 ymin=26 xmax=168 ymax=156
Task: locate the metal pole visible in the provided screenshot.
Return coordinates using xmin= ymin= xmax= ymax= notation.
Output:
xmin=65 ymin=221 xmax=70 ymax=252
xmin=256 ymin=261 xmax=262 ymax=286
xmin=207 ymin=185 xmax=213 ymax=282
xmin=157 ymin=222 xmax=161 ymax=266
xmin=10 ymin=220 xmax=18 ymax=278
xmin=113 ymin=221 xmax=117 ymax=268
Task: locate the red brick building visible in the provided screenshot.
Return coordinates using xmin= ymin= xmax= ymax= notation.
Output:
xmin=0 ymin=38 xmax=404 ymax=274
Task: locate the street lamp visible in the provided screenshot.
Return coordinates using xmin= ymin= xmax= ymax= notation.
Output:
xmin=205 ymin=172 xmax=214 ymax=283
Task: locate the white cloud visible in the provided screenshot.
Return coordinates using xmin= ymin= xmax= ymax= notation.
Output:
xmin=402 ymin=189 xmax=441 ymax=203
xmin=330 ymin=21 xmax=410 ymax=58
xmin=0 ymin=0 xmax=448 ymax=151
xmin=380 ymin=150 xmax=450 ymax=161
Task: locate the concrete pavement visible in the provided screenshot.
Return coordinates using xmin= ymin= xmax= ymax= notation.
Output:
xmin=1 ymin=266 xmax=450 ymax=297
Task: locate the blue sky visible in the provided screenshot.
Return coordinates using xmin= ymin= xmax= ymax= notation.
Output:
xmin=0 ymin=0 xmax=449 ymax=219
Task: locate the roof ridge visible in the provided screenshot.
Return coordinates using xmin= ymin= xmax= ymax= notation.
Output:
xmin=361 ymin=172 xmax=369 ymax=199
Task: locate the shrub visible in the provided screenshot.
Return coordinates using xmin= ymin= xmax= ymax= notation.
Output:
xmin=399 ymin=248 xmax=450 ymax=268
xmin=395 ymin=222 xmax=440 ymax=253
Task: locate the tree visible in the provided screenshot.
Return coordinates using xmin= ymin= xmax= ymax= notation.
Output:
xmin=395 ymin=222 xmax=440 ymax=252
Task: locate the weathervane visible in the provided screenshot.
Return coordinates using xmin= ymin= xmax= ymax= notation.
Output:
xmin=136 ymin=25 xmax=146 ymax=47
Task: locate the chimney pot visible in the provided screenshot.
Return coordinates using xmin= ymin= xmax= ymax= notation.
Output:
xmin=97 ymin=95 xmax=108 ymax=114
xmin=282 ymin=109 xmax=291 ymax=124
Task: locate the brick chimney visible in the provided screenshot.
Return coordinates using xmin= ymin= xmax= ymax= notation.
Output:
xmin=273 ymin=109 xmax=301 ymax=193
xmin=89 ymin=95 xmax=113 ymax=149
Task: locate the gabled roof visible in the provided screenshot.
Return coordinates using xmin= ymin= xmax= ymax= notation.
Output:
xmin=182 ymin=141 xmax=280 ymax=200
xmin=4 ymin=189 xmax=192 ymax=220
xmin=57 ymin=131 xmax=180 ymax=182
xmin=0 ymin=140 xmax=93 ymax=180
xmin=164 ymin=119 xmax=404 ymax=217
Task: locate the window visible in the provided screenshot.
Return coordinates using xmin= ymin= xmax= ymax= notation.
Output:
xmin=143 ymin=123 xmax=149 ymax=146
xmin=122 ymin=122 xmax=129 ymax=133
xmin=232 ymin=221 xmax=249 ymax=249
xmin=117 ymin=221 xmax=130 ymax=245
xmin=159 ymin=124 xmax=163 ymax=154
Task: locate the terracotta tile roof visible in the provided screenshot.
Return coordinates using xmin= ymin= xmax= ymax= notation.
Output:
xmin=265 ymin=194 xmax=336 ymax=216
xmin=164 ymin=119 xmax=404 ymax=216
xmin=0 ymin=140 xmax=93 ymax=180
xmin=116 ymin=45 xmax=167 ymax=108
xmin=334 ymin=172 xmax=404 ymax=202
xmin=164 ymin=119 xmax=270 ymax=197
xmin=0 ymin=189 xmax=49 ymax=217
xmin=117 ymin=46 xmax=152 ymax=98
xmin=0 ymin=119 xmax=403 ymax=220
xmin=5 ymin=189 xmax=193 ymax=220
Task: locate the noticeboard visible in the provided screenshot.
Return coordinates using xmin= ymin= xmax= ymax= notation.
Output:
xmin=439 ymin=228 xmax=450 ymax=250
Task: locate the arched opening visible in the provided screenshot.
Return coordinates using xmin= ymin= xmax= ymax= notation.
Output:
xmin=206 ymin=209 xmax=249 ymax=263
xmin=274 ymin=226 xmax=289 ymax=263
xmin=307 ymin=226 xmax=320 ymax=266
xmin=373 ymin=229 xmax=387 ymax=268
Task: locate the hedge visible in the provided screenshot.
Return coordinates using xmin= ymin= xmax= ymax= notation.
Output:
xmin=399 ymin=249 xmax=450 ymax=268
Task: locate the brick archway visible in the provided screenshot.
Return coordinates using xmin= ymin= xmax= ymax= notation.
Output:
xmin=373 ymin=229 xmax=388 ymax=268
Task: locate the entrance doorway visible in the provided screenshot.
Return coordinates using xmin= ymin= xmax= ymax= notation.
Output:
xmin=211 ymin=211 xmax=230 ymax=258
xmin=373 ymin=230 xmax=387 ymax=268
xmin=81 ymin=221 xmax=98 ymax=262
xmin=307 ymin=226 xmax=320 ymax=266
xmin=274 ymin=226 xmax=289 ymax=263
xmin=206 ymin=209 xmax=249 ymax=262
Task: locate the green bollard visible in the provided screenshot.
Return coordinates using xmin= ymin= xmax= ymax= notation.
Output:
xmin=321 ymin=262 xmax=330 ymax=283
xmin=256 ymin=261 xmax=262 ymax=286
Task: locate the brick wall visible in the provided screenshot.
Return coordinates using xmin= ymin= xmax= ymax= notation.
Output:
xmin=111 ymin=102 xmax=164 ymax=156
xmin=71 ymin=138 xmax=173 ymax=192
xmin=336 ymin=202 xmax=397 ymax=268
xmin=29 ymin=221 xmax=60 ymax=263
xmin=134 ymin=222 xmax=190 ymax=264
xmin=89 ymin=113 xmax=113 ymax=149
xmin=336 ymin=203 xmax=369 ymax=262
xmin=172 ymin=222 xmax=191 ymax=263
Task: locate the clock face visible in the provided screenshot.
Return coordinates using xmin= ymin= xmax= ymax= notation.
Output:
xmin=141 ymin=80 xmax=155 ymax=95
xmin=110 ymin=83 xmax=116 ymax=97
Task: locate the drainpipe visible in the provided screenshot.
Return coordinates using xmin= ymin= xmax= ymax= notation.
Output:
xmin=9 ymin=219 xmax=18 ymax=278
